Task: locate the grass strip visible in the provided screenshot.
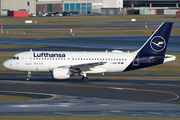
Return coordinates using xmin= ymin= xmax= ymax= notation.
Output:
xmin=0 ymin=26 xmax=179 ymax=37
xmin=0 ymin=94 xmax=33 ymax=102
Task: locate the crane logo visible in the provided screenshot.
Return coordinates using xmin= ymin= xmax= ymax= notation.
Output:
xmin=150 ymin=36 xmax=166 ymax=52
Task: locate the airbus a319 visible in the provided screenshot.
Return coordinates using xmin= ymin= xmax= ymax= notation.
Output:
xmin=3 ymin=22 xmax=176 ymax=82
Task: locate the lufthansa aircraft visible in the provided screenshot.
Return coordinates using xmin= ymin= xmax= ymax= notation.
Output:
xmin=3 ymin=22 xmax=176 ymax=82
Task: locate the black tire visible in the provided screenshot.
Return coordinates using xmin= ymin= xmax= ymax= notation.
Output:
xmin=82 ymin=76 xmax=89 ymax=83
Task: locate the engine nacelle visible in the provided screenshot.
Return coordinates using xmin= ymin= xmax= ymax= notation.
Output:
xmin=52 ymin=68 xmax=71 ymax=79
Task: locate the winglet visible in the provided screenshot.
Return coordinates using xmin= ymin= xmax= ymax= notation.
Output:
xmin=137 ymin=22 xmax=173 ymax=55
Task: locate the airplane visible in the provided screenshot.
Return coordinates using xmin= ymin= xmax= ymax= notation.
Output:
xmin=3 ymin=22 xmax=176 ymax=83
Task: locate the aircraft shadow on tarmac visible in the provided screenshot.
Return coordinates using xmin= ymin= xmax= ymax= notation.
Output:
xmin=0 ymin=73 xmax=122 ymax=83
xmin=1 ymin=73 xmax=179 ymax=85
xmin=0 ymin=73 xmax=146 ymax=84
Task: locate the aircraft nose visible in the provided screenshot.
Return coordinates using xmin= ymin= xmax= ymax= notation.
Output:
xmin=2 ymin=60 xmax=11 ymax=70
xmin=3 ymin=61 xmax=8 ymax=69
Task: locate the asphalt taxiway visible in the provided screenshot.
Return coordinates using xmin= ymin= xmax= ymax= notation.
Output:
xmin=0 ymin=73 xmax=179 ymax=116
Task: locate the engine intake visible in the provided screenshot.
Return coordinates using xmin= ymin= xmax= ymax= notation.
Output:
xmin=52 ymin=68 xmax=71 ymax=79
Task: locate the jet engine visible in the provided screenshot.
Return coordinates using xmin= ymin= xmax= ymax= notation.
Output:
xmin=52 ymin=68 xmax=71 ymax=79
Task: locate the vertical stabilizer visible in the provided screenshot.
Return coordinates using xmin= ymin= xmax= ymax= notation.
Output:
xmin=124 ymin=22 xmax=174 ymax=72
xmin=137 ymin=22 xmax=173 ymax=55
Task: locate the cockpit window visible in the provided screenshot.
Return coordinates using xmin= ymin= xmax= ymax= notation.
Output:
xmin=10 ymin=56 xmax=19 ymax=60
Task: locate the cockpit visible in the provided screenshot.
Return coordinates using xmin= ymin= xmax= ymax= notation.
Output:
xmin=10 ymin=56 xmax=19 ymax=60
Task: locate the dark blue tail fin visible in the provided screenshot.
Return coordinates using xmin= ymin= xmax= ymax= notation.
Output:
xmin=124 ymin=22 xmax=174 ymax=72
xmin=137 ymin=22 xmax=173 ymax=55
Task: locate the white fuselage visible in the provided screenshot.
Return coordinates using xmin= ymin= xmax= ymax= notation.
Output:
xmin=3 ymin=51 xmax=137 ymax=73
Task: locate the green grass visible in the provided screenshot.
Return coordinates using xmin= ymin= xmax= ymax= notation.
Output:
xmin=0 ymin=26 xmax=180 ymax=37
xmin=0 ymin=94 xmax=33 ymax=102
xmin=0 ymin=116 xmax=179 ymax=120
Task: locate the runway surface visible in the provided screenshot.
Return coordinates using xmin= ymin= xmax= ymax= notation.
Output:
xmin=0 ymin=73 xmax=179 ymax=116
xmin=0 ymin=35 xmax=180 ymax=52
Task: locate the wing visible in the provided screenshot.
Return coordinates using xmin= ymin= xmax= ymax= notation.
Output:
xmin=70 ymin=61 xmax=107 ymax=71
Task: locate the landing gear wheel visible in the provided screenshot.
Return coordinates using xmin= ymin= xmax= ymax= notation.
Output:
xmin=26 ymin=77 xmax=31 ymax=81
xmin=82 ymin=76 xmax=89 ymax=83
xmin=26 ymin=71 xmax=31 ymax=81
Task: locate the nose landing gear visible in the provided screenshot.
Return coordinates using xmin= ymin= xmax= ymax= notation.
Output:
xmin=26 ymin=71 xmax=31 ymax=81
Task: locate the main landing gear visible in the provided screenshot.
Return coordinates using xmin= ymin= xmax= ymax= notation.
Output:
xmin=26 ymin=71 xmax=31 ymax=81
xmin=81 ymin=72 xmax=89 ymax=83
xmin=82 ymin=76 xmax=89 ymax=83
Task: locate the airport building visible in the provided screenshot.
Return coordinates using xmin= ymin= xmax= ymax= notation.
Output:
xmin=0 ymin=0 xmax=180 ymax=16
xmin=0 ymin=0 xmax=36 ymax=16
xmin=36 ymin=0 xmax=63 ymax=13
xmin=124 ymin=0 xmax=180 ymax=15
xmin=124 ymin=0 xmax=180 ymax=8
xmin=36 ymin=0 xmax=96 ymax=14
xmin=36 ymin=0 xmax=180 ymax=15
xmin=36 ymin=0 xmax=123 ymax=14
